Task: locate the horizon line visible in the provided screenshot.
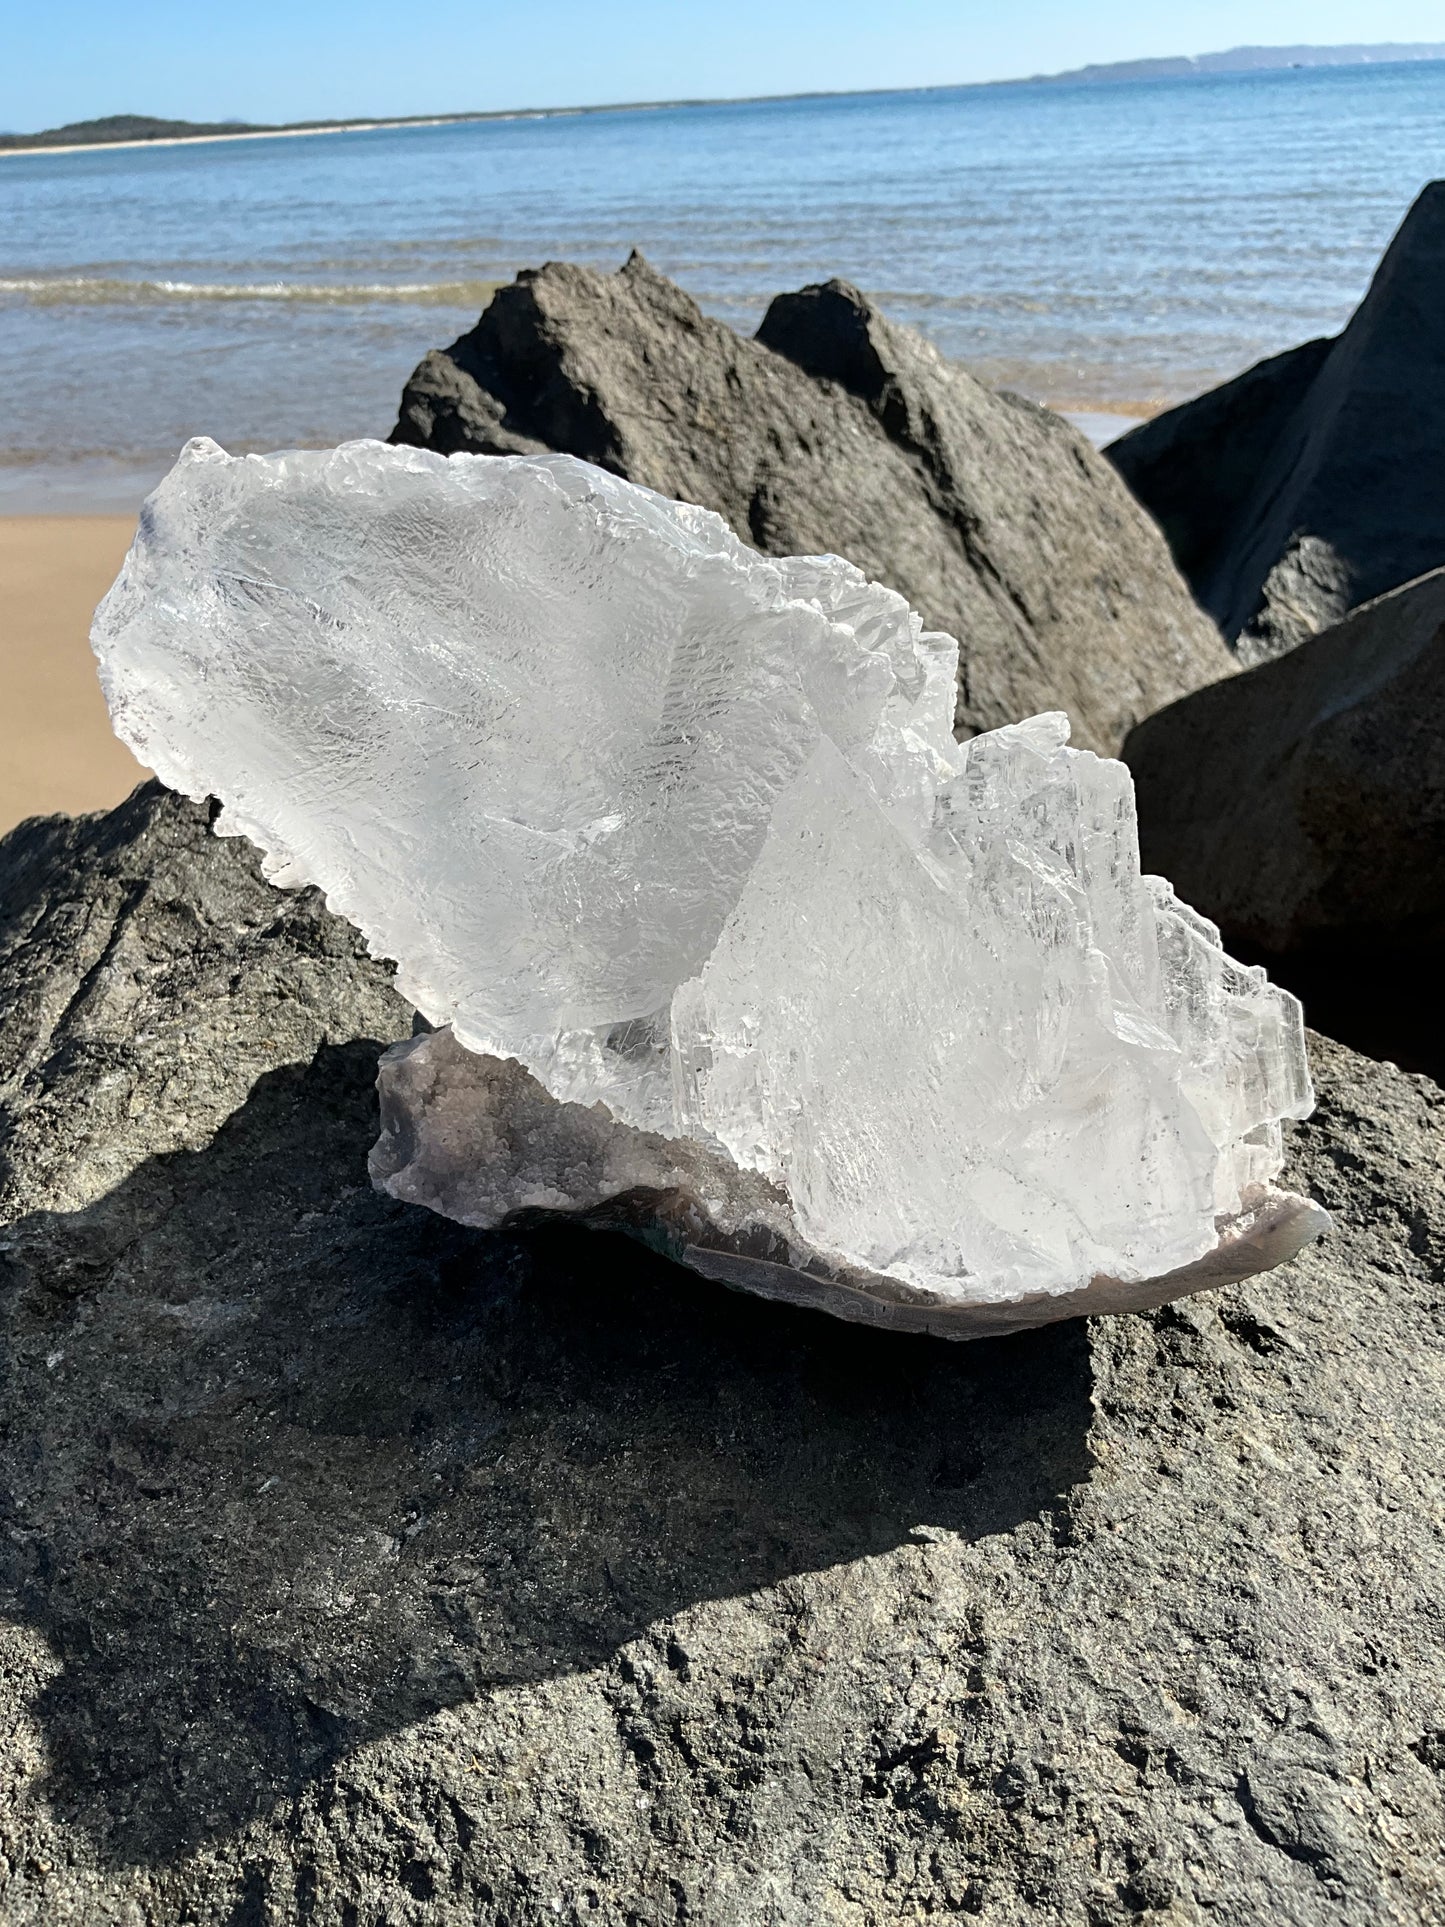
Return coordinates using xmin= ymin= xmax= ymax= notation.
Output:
xmin=6 ymin=39 xmax=1445 ymax=155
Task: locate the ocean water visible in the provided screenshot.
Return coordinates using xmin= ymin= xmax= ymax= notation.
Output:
xmin=2 ymin=62 xmax=1444 ymax=509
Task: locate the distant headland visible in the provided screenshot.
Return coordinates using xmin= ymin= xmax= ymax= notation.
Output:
xmin=0 ymin=109 xmax=572 ymax=156
xmin=1029 ymin=42 xmax=1445 ymax=86
xmin=5 ymin=42 xmax=1445 ymax=155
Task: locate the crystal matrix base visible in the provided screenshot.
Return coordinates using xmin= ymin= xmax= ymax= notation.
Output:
xmin=371 ymin=1027 xmax=1330 ymax=1340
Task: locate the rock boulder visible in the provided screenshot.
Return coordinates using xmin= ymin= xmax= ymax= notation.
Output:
xmin=391 ymin=252 xmax=1231 ymax=755
xmin=1124 ymin=568 xmax=1445 ymax=1076
xmin=1110 ymin=182 xmax=1445 ymax=662
xmin=1 ymin=784 xmax=1442 ymax=1922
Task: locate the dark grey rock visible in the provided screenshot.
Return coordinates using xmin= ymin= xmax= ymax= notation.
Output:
xmin=1108 ymin=336 xmax=1333 ymax=595
xmin=391 ymin=252 xmax=1232 ymax=756
xmin=1109 ymin=182 xmax=1445 ymax=663
xmin=1 ymin=783 xmax=1443 ymax=1922
xmin=1124 ymin=567 xmax=1445 ymax=1077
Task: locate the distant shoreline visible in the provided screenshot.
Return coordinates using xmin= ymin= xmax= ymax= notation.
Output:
xmin=1 ymin=94 xmax=972 ymax=161
xmin=0 ymin=116 xmax=486 ymax=160
xmin=6 ymin=43 xmax=1445 ymax=160
xmin=0 ymin=111 xmax=631 ymax=161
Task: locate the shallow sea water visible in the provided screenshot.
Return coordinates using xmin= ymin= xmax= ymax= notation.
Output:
xmin=2 ymin=63 xmax=1443 ymax=508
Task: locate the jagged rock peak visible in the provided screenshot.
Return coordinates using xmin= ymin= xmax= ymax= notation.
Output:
xmin=1111 ymin=180 xmax=1445 ymax=662
xmin=392 ymin=252 xmax=1232 ymax=755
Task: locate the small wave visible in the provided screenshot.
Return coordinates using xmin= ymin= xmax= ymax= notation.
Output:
xmin=0 ymin=275 xmax=500 ymax=307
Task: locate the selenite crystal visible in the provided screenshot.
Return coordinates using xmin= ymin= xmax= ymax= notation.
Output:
xmin=92 ymin=436 xmax=1328 ymax=1336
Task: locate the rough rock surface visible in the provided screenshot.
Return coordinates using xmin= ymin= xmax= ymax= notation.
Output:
xmin=391 ymin=252 xmax=1232 ymax=755
xmin=1106 ymin=337 xmax=1333 ymax=601
xmin=1 ymin=783 xmax=1443 ymax=1925
xmin=1110 ymin=182 xmax=1445 ymax=662
xmin=1125 ymin=568 xmax=1445 ymax=1079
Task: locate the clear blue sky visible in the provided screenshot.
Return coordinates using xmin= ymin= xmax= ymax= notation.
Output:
xmin=5 ymin=0 xmax=1445 ymax=132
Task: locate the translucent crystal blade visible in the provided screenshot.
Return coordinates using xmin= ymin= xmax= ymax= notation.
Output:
xmin=93 ymin=437 xmax=1317 ymax=1313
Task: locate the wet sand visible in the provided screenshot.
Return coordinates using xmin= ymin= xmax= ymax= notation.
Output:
xmin=0 ymin=516 xmax=150 ymax=834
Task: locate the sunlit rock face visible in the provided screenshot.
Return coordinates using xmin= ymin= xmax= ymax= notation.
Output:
xmin=93 ymin=437 xmax=1326 ymax=1335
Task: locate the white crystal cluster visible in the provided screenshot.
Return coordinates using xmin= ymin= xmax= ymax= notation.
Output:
xmin=94 ymin=437 xmax=1319 ymax=1314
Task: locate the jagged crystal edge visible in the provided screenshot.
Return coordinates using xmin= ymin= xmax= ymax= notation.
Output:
xmin=92 ymin=436 xmax=1318 ymax=1307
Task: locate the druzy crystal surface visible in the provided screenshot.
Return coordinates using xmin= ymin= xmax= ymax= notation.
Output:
xmin=93 ymin=437 xmax=1325 ymax=1333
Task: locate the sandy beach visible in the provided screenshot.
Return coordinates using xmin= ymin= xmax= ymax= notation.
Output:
xmin=0 ymin=516 xmax=150 ymax=833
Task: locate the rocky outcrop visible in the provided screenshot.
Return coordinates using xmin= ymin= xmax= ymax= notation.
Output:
xmin=1107 ymin=337 xmax=1333 ymax=596
xmin=1110 ymin=182 xmax=1445 ymax=662
xmin=2 ymin=782 xmax=1443 ymax=1923
xmin=391 ymin=252 xmax=1231 ymax=755
xmin=1124 ymin=568 xmax=1445 ymax=1077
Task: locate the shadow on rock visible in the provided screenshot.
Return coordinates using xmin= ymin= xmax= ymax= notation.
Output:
xmin=0 ymin=1041 xmax=1093 ymax=1869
